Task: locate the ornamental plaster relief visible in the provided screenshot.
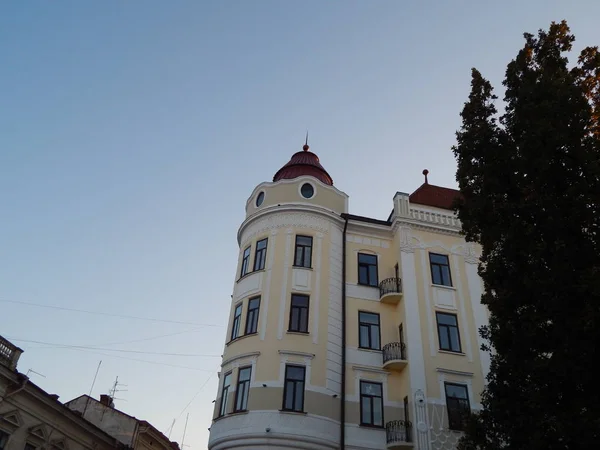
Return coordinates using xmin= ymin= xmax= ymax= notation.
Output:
xmin=240 ymin=212 xmax=331 ymax=247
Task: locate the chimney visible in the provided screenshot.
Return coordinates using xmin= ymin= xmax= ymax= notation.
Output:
xmin=99 ymin=394 xmax=114 ymax=408
xmin=49 ymin=394 xmax=60 ymax=401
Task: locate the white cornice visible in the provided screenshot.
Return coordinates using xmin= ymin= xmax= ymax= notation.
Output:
xmin=221 ymin=351 xmax=260 ymax=368
xmin=278 ymin=350 xmax=315 ymax=359
xmin=436 ymin=368 xmax=474 ymax=377
xmin=238 ymin=205 xmax=344 ymax=245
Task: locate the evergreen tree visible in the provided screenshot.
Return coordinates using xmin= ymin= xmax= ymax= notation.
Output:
xmin=453 ymin=21 xmax=600 ymax=450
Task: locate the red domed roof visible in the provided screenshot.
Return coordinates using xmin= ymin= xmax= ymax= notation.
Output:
xmin=273 ymin=144 xmax=333 ymax=186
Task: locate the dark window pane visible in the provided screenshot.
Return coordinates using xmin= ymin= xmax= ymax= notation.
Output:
xmin=290 ymin=309 xmax=299 ymax=330
xmin=299 ymin=309 xmax=308 ymax=332
xmin=297 ymin=236 xmax=312 ymax=246
xmin=446 ymin=384 xmax=468 ymax=399
xmin=361 ymin=397 xmax=371 ymax=424
xmin=432 ymin=266 xmax=442 ymax=285
xmin=288 ymin=366 xmax=305 ymax=380
xmin=239 ymin=368 xmax=251 ymax=381
xmin=359 ymin=254 xmax=377 ymax=265
xmin=450 ymin=329 xmax=460 ymax=351
xmin=292 ymin=295 xmax=309 ymax=307
xmin=304 ymin=247 xmax=312 ymax=266
xmin=358 ymin=266 xmax=368 ymax=284
xmin=257 ymin=239 xmax=267 ymax=250
xmin=284 ymin=381 xmax=294 ymax=408
xmin=373 ymin=397 xmax=383 ymax=426
xmin=360 ymin=312 xmax=379 ymax=325
xmin=430 ymin=253 xmax=448 ymax=265
xmin=439 ymin=330 xmax=450 ymax=350
xmin=441 ymin=266 xmax=451 ymax=285
xmin=368 ymin=265 xmax=378 ymax=285
xmin=437 ymin=313 xmax=457 ymax=326
xmin=371 ymin=328 xmax=380 ymax=349
xmin=249 ymin=298 xmax=259 ymax=309
xmin=359 ymin=326 xmax=369 ymax=347
xmin=294 ymin=383 xmax=304 ymax=410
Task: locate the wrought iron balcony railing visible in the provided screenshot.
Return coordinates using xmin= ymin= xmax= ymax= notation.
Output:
xmin=383 ymin=342 xmax=407 ymax=363
xmin=379 ymin=277 xmax=402 ymax=298
xmin=386 ymin=419 xmax=412 ymax=444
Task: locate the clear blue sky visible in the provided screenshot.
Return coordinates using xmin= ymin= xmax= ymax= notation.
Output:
xmin=1 ymin=1 xmax=599 ymax=448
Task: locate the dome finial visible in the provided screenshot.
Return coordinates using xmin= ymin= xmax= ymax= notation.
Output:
xmin=423 ymin=169 xmax=429 ymax=184
xmin=303 ymin=130 xmax=309 ymax=151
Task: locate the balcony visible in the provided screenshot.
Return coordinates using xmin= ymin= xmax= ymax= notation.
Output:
xmin=379 ymin=277 xmax=403 ymax=304
xmin=386 ymin=420 xmax=412 ymax=448
xmin=382 ymin=342 xmax=407 ymax=372
xmin=0 ymin=335 xmax=23 ymax=371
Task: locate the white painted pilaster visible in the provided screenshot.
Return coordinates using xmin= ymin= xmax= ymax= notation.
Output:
xmin=312 ymin=233 xmax=323 ymax=344
xmin=277 ymin=230 xmax=293 ymax=340
xmin=260 ymin=230 xmax=278 ymax=340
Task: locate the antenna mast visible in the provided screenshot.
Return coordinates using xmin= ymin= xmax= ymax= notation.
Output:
xmin=83 ymin=360 xmax=102 ymax=416
xmin=181 ymin=413 xmax=189 ymax=449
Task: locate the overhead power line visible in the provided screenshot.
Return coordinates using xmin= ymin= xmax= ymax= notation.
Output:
xmin=8 ymin=337 xmax=221 ymax=357
xmin=0 ymin=299 xmax=223 ymax=327
xmin=36 ymin=345 xmax=218 ymax=372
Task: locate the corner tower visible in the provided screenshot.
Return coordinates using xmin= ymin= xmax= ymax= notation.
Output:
xmin=208 ymin=142 xmax=348 ymax=450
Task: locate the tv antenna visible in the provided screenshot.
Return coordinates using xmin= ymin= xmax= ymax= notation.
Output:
xmin=26 ymin=368 xmax=46 ymax=379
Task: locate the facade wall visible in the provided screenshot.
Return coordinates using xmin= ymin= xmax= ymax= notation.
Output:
xmin=209 ymin=175 xmax=488 ymax=450
xmin=0 ymin=373 xmax=118 ymax=450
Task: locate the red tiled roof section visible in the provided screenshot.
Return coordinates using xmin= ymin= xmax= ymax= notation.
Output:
xmin=409 ymin=183 xmax=462 ymax=210
xmin=273 ymin=145 xmax=333 ymax=186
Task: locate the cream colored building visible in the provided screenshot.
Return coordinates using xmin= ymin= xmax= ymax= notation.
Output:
xmin=0 ymin=335 xmax=124 ymax=450
xmin=208 ymin=143 xmax=488 ymax=450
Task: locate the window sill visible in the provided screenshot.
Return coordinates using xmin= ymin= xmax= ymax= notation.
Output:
xmin=438 ymin=349 xmax=465 ymax=356
xmin=431 ymin=283 xmax=456 ymax=290
xmin=226 ymin=332 xmax=258 ymax=346
xmin=279 ymin=409 xmax=307 ymax=415
xmin=236 ymin=269 xmax=265 ymax=283
xmin=292 ymin=265 xmax=313 ymax=270
xmin=213 ymin=410 xmax=249 ymax=422
xmin=357 ymin=283 xmax=379 ymax=289
xmin=359 ymin=423 xmax=385 ymax=430
xmin=358 ymin=347 xmax=382 ymax=353
xmin=286 ymin=331 xmax=310 ymax=336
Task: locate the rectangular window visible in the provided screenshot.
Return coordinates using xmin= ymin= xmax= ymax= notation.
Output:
xmin=240 ymin=246 xmax=251 ymax=278
xmin=358 ymin=253 xmax=378 ymax=286
xmin=218 ymin=372 xmax=232 ymax=417
xmin=253 ymin=238 xmax=268 ymax=271
xmin=245 ymin=296 xmax=260 ymax=335
xmin=429 ymin=253 xmax=452 ymax=286
xmin=230 ymin=303 xmax=243 ymax=341
xmin=288 ymin=294 xmax=309 ymax=333
xmin=445 ymin=383 xmax=470 ymax=431
xmin=360 ymin=381 xmax=384 ymax=427
xmin=293 ymin=235 xmax=313 ymax=268
xmin=436 ymin=312 xmax=462 ymax=352
xmin=24 ymin=444 xmax=37 ymax=450
xmin=282 ymin=365 xmax=306 ymax=412
xmin=234 ymin=367 xmax=252 ymax=412
xmin=358 ymin=312 xmax=381 ymax=350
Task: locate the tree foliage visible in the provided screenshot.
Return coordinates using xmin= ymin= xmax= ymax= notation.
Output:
xmin=453 ymin=21 xmax=600 ymax=450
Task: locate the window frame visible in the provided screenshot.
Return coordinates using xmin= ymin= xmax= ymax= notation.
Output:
xmin=0 ymin=430 xmax=10 ymax=450
xmin=245 ymin=296 xmax=261 ymax=335
xmin=282 ymin=365 xmax=306 ymax=412
xmin=218 ymin=371 xmax=232 ymax=417
xmin=444 ymin=382 xmax=471 ymax=431
xmin=253 ymin=238 xmax=268 ymax=271
xmin=234 ymin=366 xmax=252 ymax=412
xmin=293 ymin=235 xmax=313 ymax=268
xmin=436 ymin=312 xmax=462 ymax=353
xmin=357 ymin=253 xmax=379 ymax=287
xmin=359 ymin=380 xmax=384 ymax=428
xmin=429 ymin=252 xmax=453 ymax=287
xmin=288 ymin=294 xmax=310 ymax=333
xmin=358 ymin=311 xmax=381 ymax=350
xmin=240 ymin=246 xmax=251 ymax=278
xmin=230 ymin=303 xmax=243 ymax=341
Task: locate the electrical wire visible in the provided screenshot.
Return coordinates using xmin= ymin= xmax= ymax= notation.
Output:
xmin=8 ymin=337 xmax=221 ymax=357
xmin=25 ymin=344 xmax=218 ymax=372
xmin=165 ymin=373 xmax=213 ymax=436
xmin=78 ymin=327 xmax=203 ymax=348
xmin=0 ymin=299 xmax=223 ymax=327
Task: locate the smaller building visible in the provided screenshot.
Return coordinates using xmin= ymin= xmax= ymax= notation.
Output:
xmin=65 ymin=395 xmax=178 ymax=450
xmin=0 ymin=335 xmax=125 ymax=450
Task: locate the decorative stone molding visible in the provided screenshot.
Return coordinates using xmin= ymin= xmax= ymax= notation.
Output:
xmin=240 ymin=211 xmax=332 ymax=247
xmin=399 ymin=226 xmax=415 ymax=253
xmin=221 ymin=351 xmax=260 ymax=369
xmin=464 ymin=242 xmax=479 ymax=265
xmin=278 ymin=350 xmax=315 ymax=360
xmin=436 ymin=368 xmax=474 ymax=377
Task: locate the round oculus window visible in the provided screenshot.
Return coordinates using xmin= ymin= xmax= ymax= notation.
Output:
xmin=255 ymin=191 xmax=265 ymax=207
xmin=300 ymin=183 xmax=314 ymax=199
